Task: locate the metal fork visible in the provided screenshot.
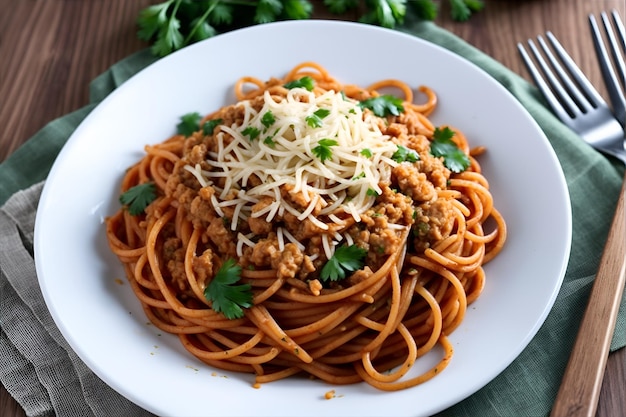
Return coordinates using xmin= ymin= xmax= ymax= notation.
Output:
xmin=518 ymin=25 xmax=626 ymax=417
xmin=590 ymin=10 xmax=626 ymax=128
xmin=517 ymin=32 xmax=626 ymax=164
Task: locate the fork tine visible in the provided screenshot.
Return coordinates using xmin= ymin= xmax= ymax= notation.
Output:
xmin=613 ymin=10 xmax=626 ymax=55
xmin=609 ymin=10 xmax=626 ymax=86
xmin=545 ymin=32 xmax=607 ymax=109
xmin=540 ymin=33 xmax=596 ymax=113
xmin=590 ymin=11 xmax=626 ymax=127
xmin=517 ymin=41 xmax=572 ymax=125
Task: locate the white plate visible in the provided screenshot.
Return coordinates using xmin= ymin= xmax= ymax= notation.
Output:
xmin=34 ymin=20 xmax=571 ymax=417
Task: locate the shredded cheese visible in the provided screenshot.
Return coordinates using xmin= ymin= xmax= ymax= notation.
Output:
xmin=187 ymin=87 xmax=401 ymax=256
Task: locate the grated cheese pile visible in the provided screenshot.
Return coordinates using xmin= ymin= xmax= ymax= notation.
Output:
xmin=184 ymin=87 xmax=403 ymax=259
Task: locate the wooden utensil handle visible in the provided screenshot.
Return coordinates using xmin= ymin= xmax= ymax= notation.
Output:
xmin=550 ymin=173 xmax=626 ymax=417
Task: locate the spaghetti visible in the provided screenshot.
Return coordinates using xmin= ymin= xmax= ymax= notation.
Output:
xmin=105 ymin=62 xmax=506 ymax=391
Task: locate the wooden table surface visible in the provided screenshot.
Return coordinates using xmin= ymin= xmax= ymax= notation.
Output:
xmin=1 ymin=1 xmax=624 ymax=416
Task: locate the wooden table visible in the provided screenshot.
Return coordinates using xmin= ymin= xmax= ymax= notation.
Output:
xmin=1 ymin=1 xmax=624 ymax=416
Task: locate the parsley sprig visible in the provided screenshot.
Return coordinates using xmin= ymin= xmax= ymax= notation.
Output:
xmin=204 ymin=258 xmax=253 ymax=319
xmin=177 ymin=112 xmax=202 ymax=136
xmin=119 ymin=183 xmax=157 ymax=215
xmin=358 ymin=95 xmax=404 ymax=117
xmin=305 ymin=108 xmax=331 ymax=128
xmin=320 ymin=244 xmax=367 ymax=282
xmin=430 ymin=126 xmax=471 ymax=173
xmin=312 ymin=138 xmax=338 ymax=162
xmin=137 ymin=1 xmax=484 ymax=57
xmin=284 ymin=76 xmax=315 ymax=91
xmin=392 ymin=145 xmax=419 ymax=163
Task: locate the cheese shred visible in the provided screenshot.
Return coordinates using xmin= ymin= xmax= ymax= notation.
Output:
xmin=187 ymin=88 xmax=401 ymax=254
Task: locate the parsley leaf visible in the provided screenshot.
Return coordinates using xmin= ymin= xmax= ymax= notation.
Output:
xmin=141 ymin=0 xmax=185 ymax=57
xmin=305 ymin=108 xmax=331 ymax=128
xmin=366 ymin=188 xmax=380 ymax=197
xmin=137 ymin=1 xmax=173 ymax=41
xmin=323 ymin=0 xmax=359 ymax=14
xmin=177 ymin=112 xmax=202 ymax=136
xmin=430 ymin=127 xmax=471 ymax=173
xmin=358 ymin=95 xmax=404 ymax=117
xmin=312 ymin=138 xmax=338 ymax=162
xmin=204 ymin=258 xmax=253 ymax=319
xmin=391 ymin=145 xmax=419 ymax=163
xmin=408 ymin=0 xmax=438 ymax=20
xmin=449 ymin=0 xmax=484 ymax=22
xmin=203 ymin=118 xmax=222 ymax=135
xmin=261 ymin=111 xmax=276 ymax=128
xmin=264 ymin=135 xmax=277 ymax=147
xmin=320 ymin=244 xmax=367 ymax=282
xmin=283 ymin=76 xmax=315 ymax=91
xmin=283 ymin=0 xmax=314 ymax=19
xmin=119 ymin=183 xmax=157 ymax=216
xmin=359 ymin=0 xmax=406 ymax=28
xmin=242 ymin=126 xmax=261 ymax=140
xmin=255 ymin=0 xmax=284 ymax=23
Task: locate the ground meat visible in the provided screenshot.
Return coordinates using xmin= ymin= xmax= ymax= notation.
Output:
xmin=298 ymin=255 xmax=317 ymax=280
xmin=347 ymin=267 xmax=373 ymax=286
xmin=281 ymin=212 xmax=328 ymax=241
xmin=163 ymin=237 xmax=187 ymax=292
xmin=189 ymin=186 xmax=218 ymax=228
xmin=270 ymin=243 xmax=304 ymax=280
xmin=248 ymin=197 xmax=274 ymax=234
xmin=412 ymin=199 xmax=455 ymax=252
xmin=422 ymin=199 xmax=455 ymax=241
xmin=192 ymin=248 xmax=214 ymax=284
xmin=282 ymin=184 xmax=313 ymax=210
xmin=188 ymin=143 xmax=207 ymax=165
xmin=248 ymin=235 xmax=279 ymax=267
xmin=393 ymin=163 xmax=437 ymax=202
xmin=368 ymin=228 xmax=401 ymax=259
xmin=375 ymin=185 xmax=415 ymax=225
xmin=308 ymin=279 xmax=323 ymax=296
xmin=206 ymin=217 xmax=237 ymax=259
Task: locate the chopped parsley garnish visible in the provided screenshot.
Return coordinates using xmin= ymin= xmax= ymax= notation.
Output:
xmin=202 ymin=118 xmax=222 ymax=135
xmin=283 ymin=76 xmax=315 ymax=91
xmin=312 ymin=138 xmax=338 ymax=162
xmin=264 ymin=136 xmax=276 ymax=147
xmin=305 ymin=108 xmax=331 ymax=128
xmin=430 ymin=127 xmax=471 ymax=173
xmin=204 ymin=258 xmax=253 ymax=319
xmin=261 ymin=111 xmax=275 ymax=128
xmin=391 ymin=145 xmax=419 ymax=163
xmin=320 ymin=244 xmax=367 ymax=282
xmin=119 ymin=183 xmax=157 ymax=215
xmin=366 ymin=188 xmax=379 ymax=197
xmin=242 ymin=126 xmax=261 ymax=140
xmin=358 ymin=95 xmax=404 ymax=117
xmin=177 ymin=112 xmax=202 ymax=136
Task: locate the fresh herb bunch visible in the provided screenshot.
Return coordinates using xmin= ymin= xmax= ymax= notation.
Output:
xmin=137 ymin=0 xmax=484 ymax=57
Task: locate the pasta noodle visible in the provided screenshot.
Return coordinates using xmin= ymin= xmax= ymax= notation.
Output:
xmin=105 ymin=62 xmax=506 ymax=391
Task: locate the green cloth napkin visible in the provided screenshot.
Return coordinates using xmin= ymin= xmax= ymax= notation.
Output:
xmin=1 ymin=21 xmax=624 ymax=417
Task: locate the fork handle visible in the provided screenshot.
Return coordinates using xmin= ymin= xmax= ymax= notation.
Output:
xmin=550 ymin=172 xmax=626 ymax=417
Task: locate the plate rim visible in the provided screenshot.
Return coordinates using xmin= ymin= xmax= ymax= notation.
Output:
xmin=34 ymin=19 xmax=572 ymax=417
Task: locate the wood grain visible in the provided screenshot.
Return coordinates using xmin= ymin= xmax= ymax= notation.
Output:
xmin=1 ymin=1 xmax=625 ymax=416
xmin=550 ymin=174 xmax=626 ymax=417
